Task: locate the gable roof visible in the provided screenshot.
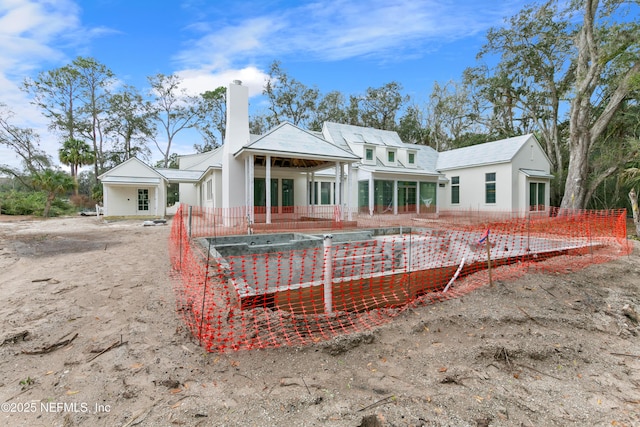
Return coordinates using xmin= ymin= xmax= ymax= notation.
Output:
xmin=236 ymin=121 xmax=360 ymax=163
xmin=98 ymin=157 xmax=167 ymax=184
xmin=436 ymin=134 xmax=536 ymax=171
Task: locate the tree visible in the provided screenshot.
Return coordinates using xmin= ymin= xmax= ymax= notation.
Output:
xmin=31 ymin=169 xmax=74 ymax=217
xmin=147 ymin=74 xmax=203 ymax=168
xmin=0 ymin=105 xmax=52 ymax=183
xmin=426 ymin=80 xmax=484 ymax=150
xmin=23 ymin=64 xmax=83 ymax=142
xmin=263 ymin=61 xmax=319 ymax=128
xmin=309 ymin=91 xmax=348 ymax=131
xmin=465 ymin=0 xmax=572 ymax=203
xmin=195 ymin=87 xmax=226 ymax=152
xmin=59 ymin=138 xmax=95 ymax=195
xmin=105 ymin=85 xmax=154 ymax=164
xmin=23 ymin=57 xmax=115 ymax=184
xmin=355 ymin=82 xmax=407 ymax=130
xmin=73 ymin=57 xmax=115 ymax=179
xmin=561 ymin=0 xmax=640 ymax=209
xmin=465 ymin=0 xmax=640 ymax=208
xmin=397 ymin=105 xmax=431 ymax=145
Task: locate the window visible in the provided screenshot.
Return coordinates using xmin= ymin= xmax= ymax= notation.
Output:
xmin=420 ymin=182 xmax=436 ymax=212
xmin=485 ymin=172 xmax=496 ymax=204
xmin=365 ymin=148 xmax=374 ymax=161
xmin=320 ymin=182 xmax=331 ymax=205
xmin=451 ymin=176 xmax=459 ymax=204
xmin=254 ymin=178 xmax=278 ymax=212
xmin=374 ymin=180 xmax=394 ymax=213
xmin=358 ymin=181 xmax=369 ymax=212
xmin=206 ymin=179 xmax=213 ymax=200
xmin=529 ymin=182 xmax=546 ymax=211
xmin=408 ymin=152 xmax=415 ymax=165
xmin=137 ymin=189 xmax=149 ymax=211
xmin=387 ymin=150 xmax=395 ymax=163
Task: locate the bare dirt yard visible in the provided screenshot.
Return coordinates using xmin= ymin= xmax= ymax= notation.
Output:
xmin=0 ymin=215 xmax=638 ymax=427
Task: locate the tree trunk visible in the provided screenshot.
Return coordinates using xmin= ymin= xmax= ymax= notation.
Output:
xmin=560 ymin=133 xmax=590 ymax=209
xmin=629 ymin=188 xmax=640 ymax=238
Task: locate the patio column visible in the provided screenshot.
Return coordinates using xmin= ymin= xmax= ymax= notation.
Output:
xmin=346 ymin=163 xmax=353 ymax=221
xmin=248 ymin=154 xmax=255 ymax=224
xmin=368 ymin=175 xmax=374 ymax=216
xmin=311 ymin=172 xmax=316 ymax=213
xmin=335 ymin=162 xmax=341 ymax=221
xmin=393 ymin=180 xmax=398 ymax=215
xmin=266 ymin=155 xmax=271 ymax=224
xmin=154 ymin=186 xmax=159 ymax=217
xmin=416 ymin=181 xmax=421 ymax=215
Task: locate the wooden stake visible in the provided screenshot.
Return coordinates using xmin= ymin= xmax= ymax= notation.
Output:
xmin=486 ymin=234 xmax=493 ymax=287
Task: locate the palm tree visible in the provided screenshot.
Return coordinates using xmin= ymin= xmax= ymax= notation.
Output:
xmin=59 ymin=138 xmax=95 ymax=195
xmin=32 ymin=169 xmax=74 ymax=217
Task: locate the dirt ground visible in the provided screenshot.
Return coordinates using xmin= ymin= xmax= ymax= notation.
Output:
xmin=0 ymin=215 xmax=638 ymax=427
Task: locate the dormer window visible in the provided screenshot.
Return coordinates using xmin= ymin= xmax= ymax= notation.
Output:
xmin=363 ymin=144 xmax=376 ymax=165
xmin=408 ymin=152 xmax=415 ymax=165
xmin=387 ymin=149 xmax=396 ymax=164
xmin=365 ymin=148 xmax=374 ymax=161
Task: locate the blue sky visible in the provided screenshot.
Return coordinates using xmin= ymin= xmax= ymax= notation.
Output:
xmin=0 ymin=0 xmax=530 ymax=170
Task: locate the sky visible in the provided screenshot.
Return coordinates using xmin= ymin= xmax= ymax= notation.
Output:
xmin=0 ymin=0 xmax=531 ymax=171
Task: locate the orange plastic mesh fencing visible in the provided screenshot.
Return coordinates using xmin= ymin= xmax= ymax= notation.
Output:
xmin=169 ymin=204 xmax=630 ymax=352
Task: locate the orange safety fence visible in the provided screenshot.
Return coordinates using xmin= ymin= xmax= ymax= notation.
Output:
xmin=169 ymin=204 xmax=631 ymax=352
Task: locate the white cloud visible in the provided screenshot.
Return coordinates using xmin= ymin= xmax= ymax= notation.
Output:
xmin=175 ymin=0 xmax=520 ymax=69
xmin=0 ymin=0 xmax=108 ymax=170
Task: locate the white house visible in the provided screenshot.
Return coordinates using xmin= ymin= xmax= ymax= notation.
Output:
xmin=98 ymin=80 xmax=552 ymax=219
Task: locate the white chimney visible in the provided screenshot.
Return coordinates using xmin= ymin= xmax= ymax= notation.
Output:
xmin=222 ymin=81 xmax=249 ymax=215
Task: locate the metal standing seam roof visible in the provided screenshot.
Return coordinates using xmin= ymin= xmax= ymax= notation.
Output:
xmin=155 ymin=168 xmax=204 ymax=182
xmin=323 ymin=121 xmax=405 ymax=149
xmin=436 ymin=134 xmax=535 ymax=170
xmin=237 ymin=122 xmax=360 ymax=161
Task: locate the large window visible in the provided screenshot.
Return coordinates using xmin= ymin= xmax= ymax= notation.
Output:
xmin=451 ymin=176 xmax=460 ymax=204
xmin=254 ymin=178 xmax=278 ymax=213
xmin=374 ymin=180 xmax=394 ymax=213
xmin=281 ymin=178 xmax=294 ymax=213
xmin=398 ymin=181 xmax=417 ymax=213
xmin=420 ymin=182 xmax=436 ymax=212
xmin=137 ymin=189 xmax=149 ymax=211
xmin=320 ymin=182 xmax=331 ymax=205
xmin=485 ymin=172 xmax=496 ymax=204
xmin=529 ymin=182 xmax=546 ymax=211
xmin=358 ymin=181 xmax=369 ymax=212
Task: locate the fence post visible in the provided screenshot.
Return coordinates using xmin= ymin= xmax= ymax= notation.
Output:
xmin=188 ymin=205 xmax=193 ymax=238
xmin=323 ymin=234 xmax=334 ymax=314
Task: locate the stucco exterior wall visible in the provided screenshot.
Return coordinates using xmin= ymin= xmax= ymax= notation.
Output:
xmin=441 ymin=163 xmax=513 ymax=211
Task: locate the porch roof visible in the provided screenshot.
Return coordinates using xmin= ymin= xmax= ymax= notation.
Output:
xmin=235 ymin=122 xmax=360 ymax=170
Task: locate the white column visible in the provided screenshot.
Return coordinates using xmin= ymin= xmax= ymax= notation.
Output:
xmin=393 ymin=180 xmax=398 ymax=215
xmin=266 ymin=155 xmax=271 ymax=224
xmin=347 ymin=163 xmax=353 ymax=221
xmin=416 ymin=181 xmax=421 ymax=215
xmin=154 ymin=186 xmax=159 ymax=217
xmin=368 ymin=175 xmax=374 ymax=216
xmin=311 ymin=172 xmax=316 ymax=213
xmin=248 ymin=155 xmax=255 ymax=224
xmin=334 ymin=162 xmax=341 ymax=222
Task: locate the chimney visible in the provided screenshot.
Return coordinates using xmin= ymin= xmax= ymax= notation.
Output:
xmin=224 ymin=80 xmax=249 ymax=154
xmin=221 ymin=80 xmax=249 ymax=215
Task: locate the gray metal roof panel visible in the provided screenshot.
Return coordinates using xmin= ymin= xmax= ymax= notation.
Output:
xmin=240 ymin=122 xmax=359 ymax=160
xmin=436 ymin=134 xmax=534 ymax=170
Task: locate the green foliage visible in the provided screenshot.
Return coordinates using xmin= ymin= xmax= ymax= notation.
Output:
xmin=0 ymin=190 xmax=47 ymax=215
xmin=0 ymin=190 xmax=74 ymax=217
